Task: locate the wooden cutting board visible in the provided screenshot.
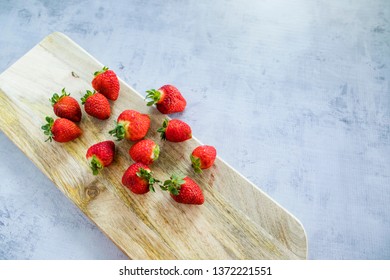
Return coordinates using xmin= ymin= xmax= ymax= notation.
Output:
xmin=0 ymin=32 xmax=307 ymax=260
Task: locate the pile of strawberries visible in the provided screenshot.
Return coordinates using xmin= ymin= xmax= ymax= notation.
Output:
xmin=41 ymin=67 xmax=216 ymax=205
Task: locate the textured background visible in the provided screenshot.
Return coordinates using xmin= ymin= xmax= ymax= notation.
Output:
xmin=0 ymin=0 xmax=389 ymax=259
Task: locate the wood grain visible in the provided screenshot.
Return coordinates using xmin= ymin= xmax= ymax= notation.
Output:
xmin=0 ymin=32 xmax=307 ymax=259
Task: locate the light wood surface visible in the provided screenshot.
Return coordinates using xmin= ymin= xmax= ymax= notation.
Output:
xmin=0 ymin=32 xmax=307 ymax=259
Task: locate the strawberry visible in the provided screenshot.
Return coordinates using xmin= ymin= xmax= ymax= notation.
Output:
xmin=92 ymin=66 xmax=120 ymax=101
xmin=160 ymin=175 xmax=204 ymax=205
xmin=145 ymin=84 xmax=187 ymax=114
xmin=50 ymin=88 xmax=82 ymax=122
xmin=129 ymin=139 xmax=160 ymax=165
xmin=190 ymin=145 xmax=217 ymax=173
xmin=81 ymin=90 xmax=111 ymax=120
xmin=86 ymin=140 xmax=115 ymax=175
xmin=41 ymin=116 xmax=82 ymax=143
xmin=122 ymin=163 xmax=159 ymax=194
xmin=157 ymin=118 xmax=192 ymax=142
xmin=109 ymin=110 xmax=150 ymax=141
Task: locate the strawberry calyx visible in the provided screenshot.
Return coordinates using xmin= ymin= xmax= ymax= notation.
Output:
xmin=153 ymin=144 xmax=160 ymax=161
xmin=109 ymin=121 xmax=126 ymax=141
xmin=89 ymin=155 xmax=104 ymax=175
xmin=136 ymin=168 xmax=160 ymax=192
xmin=41 ymin=116 xmax=54 ymax=142
xmin=93 ymin=66 xmax=109 ymax=76
xmin=50 ymin=88 xmax=69 ymax=106
xmin=190 ymin=155 xmax=202 ymax=174
xmin=159 ymin=174 xmax=186 ymax=196
xmin=145 ymin=89 xmax=162 ymax=106
xmin=157 ymin=118 xmax=169 ymax=140
xmin=81 ymin=90 xmax=95 ymax=105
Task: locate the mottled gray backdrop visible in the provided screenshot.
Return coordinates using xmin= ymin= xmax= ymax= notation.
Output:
xmin=0 ymin=0 xmax=389 ymax=259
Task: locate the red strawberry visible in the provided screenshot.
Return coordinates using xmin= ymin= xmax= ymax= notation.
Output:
xmin=50 ymin=88 xmax=82 ymax=122
xmin=190 ymin=145 xmax=217 ymax=173
xmin=157 ymin=118 xmax=192 ymax=142
xmin=41 ymin=116 xmax=82 ymax=143
xmin=145 ymin=84 xmax=187 ymax=114
xmin=92 ymin=66 xmax=120 ymax=101
xmin=81 ymin=90 xmax=111 ymax=120
xmin=109 ymin=110 xmax=150 ymax=141
xmin=86 ymin=140 xmax=115 ymax=175
xmin=129 ymin=139 xmax=160 ymax=165
xmin=122 ymin=163 xmax=159 ymax=194
xmin=160 ymin=175 xmax=204 ymax=205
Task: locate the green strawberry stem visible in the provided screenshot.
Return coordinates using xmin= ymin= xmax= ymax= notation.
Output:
xmin=157 ymin=118 xmax=169 ymax=140
xmin=109 ymin=121 xmax=126 ymax=141
xmin=145 ymin=89 xmax=161 ymax=106
xmin=136 ymin=168 xmax=160 ymax=192
xmin=50 ymin=88 xmax=69 ymax=106
xmin=81 ymin=90 xmax=95 ymax=105
xmin=89 ymin=155 xmax=103 ymax=175
xmin=41 ymin=116 xmax=54 ymax=142
xmin=190 ymin=155 xmax=202 ymax=174
xmin=94 ymin=66 xmax=109 ymax=76
xmin=159 ymin=174 xmax=186 ymax=196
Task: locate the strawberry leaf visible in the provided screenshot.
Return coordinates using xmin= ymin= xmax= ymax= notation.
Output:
xmin=171 ymin=174 xmax=185 ymax=185
xmin=190 ymin=155 xmax=202 ymax=174
xmin=89 ymin=155 xmax=103 ymax=175
xmin=145 ymin=89 xmax=161 ymax=106
xmin=81 ymin=90 xmax=94 ymax=105
xmin=41 ymin=116 xmax=54 ymax=142
xmin=159 ymin=174 xmax=185 ymax=196
xmin=153 ymin=144 xmax=160 ymax=161
xmin=157 ymin=118 xmax=169 ymax=140
xmin=109 ymin=122 xmax=126 ymax=141
xmin=93 ymin=66 xmax=109 ymax=76
xmin=136 ymin=168 xmax=160 ymax=193
xmin=50 ymin=88 xmax=69 ymax=106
